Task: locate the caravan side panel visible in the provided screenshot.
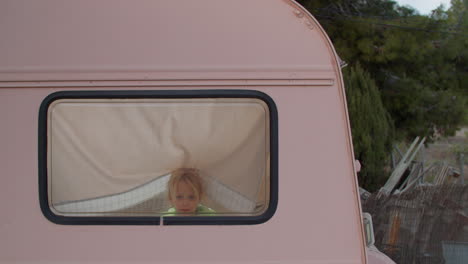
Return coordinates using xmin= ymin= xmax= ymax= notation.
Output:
xmin=0 ymin=1 xmax=366 ymax=263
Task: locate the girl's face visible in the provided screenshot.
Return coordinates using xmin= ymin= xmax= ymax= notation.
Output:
xmin=171 ymin=180 xmax=200 ymax=214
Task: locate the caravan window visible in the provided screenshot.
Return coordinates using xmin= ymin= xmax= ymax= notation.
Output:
xmin=38 ymin=90 xmax=278 ymax=225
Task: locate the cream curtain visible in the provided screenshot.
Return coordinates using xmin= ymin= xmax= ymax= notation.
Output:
xmin=48 ymin=98 xmax=270 ymax=215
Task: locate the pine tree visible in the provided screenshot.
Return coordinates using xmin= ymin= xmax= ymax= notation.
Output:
xmin=299 ymin=0 xmax=467 ymax=141
xmin=344 ymin=63 xmax=394 ymax=191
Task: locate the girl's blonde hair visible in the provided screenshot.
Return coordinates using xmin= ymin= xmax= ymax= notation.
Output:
xmin=167 ymin=168 xmax=204 ymax=200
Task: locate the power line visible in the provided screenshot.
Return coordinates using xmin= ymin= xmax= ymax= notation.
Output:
xmin=309 ymin=0 xmax=467 ymax=35
xmin=315 ymin=14 xmax=468 ymax=36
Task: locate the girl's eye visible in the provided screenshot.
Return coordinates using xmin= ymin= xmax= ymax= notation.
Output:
xmin=176 ymin=195 xmax=183 ymax=200
xmin=188 ymin=195 xmax=196 ymax=200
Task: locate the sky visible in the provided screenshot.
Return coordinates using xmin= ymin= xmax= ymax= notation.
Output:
xmin=394 ymin=0 xmax=452 ymax=14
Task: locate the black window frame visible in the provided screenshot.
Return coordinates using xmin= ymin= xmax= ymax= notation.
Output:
xmin=38 ymin=89 xmax=278 ymax=225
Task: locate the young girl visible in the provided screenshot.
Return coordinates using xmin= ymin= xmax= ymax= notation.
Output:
xmin=165 ymin=168 xmax=215 ymax=216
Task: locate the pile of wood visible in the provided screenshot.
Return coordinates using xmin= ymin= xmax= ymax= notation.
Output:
xmin=363 ymin=184 xmax=468 ymax=263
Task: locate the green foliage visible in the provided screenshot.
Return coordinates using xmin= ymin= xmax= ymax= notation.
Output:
xmin=344 ymin=64 xmax=394 ymax=191
xmin=298 ymin=0 xmax=467 ymax=189
xmin=298 ymin=0 xmax=468 ymax=140
xmin=381 ymin=78 xmax=466 ymax=140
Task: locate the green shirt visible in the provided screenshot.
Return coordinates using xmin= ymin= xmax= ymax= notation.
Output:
xmin=164 ymin=204 xmax=216 ymax=216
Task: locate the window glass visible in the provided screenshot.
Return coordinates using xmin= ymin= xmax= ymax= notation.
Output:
xmin=39 ymin=90 xmax=277 ymax=225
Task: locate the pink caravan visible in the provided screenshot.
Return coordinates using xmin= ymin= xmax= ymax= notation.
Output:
xmin=0 ymin=0 xmax=393 ymax=264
